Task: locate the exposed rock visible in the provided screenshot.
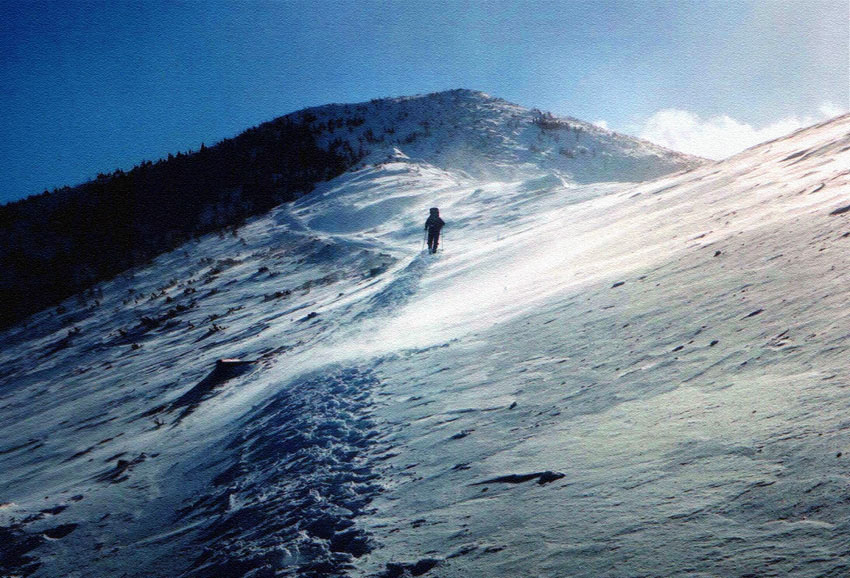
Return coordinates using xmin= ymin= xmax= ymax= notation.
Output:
xmin=470 ymin=470 xmax=565 ymax=486
xmin=43 ymin=524 xmax=77 ymax=540
xmin=376 ymin=558 xmax=442 ymax=577
xmin=0 ymin=525 xmax=43 ymax=576
xmin=829 ymin=203 xmax=850 ymax=215
xmin=95 ymin=453 xmax=148 ymax=484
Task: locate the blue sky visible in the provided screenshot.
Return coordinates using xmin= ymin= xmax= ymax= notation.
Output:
xmin=1 ymin=0 xmax=847 ymax=204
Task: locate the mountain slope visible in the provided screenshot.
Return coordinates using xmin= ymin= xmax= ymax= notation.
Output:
xmin=296 ymin=89 xmax=704 ymax=182
xmin=2 ymin=105 xmax=849 ymax=576
xmin=0 ymin=89 xmax=702 ymax=331
xmin=356 ymin=113 xmax=850 ymax=577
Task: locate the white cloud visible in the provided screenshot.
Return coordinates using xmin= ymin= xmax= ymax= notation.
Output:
xmin=593 ymin=120 xmax=609 ymax=130
xmin=819 ymin=102 xmax=846 ymax=119
xmin=637 ymin=103 xmax=848 ymax=160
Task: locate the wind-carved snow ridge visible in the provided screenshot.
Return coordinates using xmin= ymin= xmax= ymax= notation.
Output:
xmin=178 ymin=367 xmax=382 ymax=578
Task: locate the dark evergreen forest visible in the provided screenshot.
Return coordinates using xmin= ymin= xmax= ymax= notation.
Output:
xmin=0 ymin=113 xmax=361 ymax=330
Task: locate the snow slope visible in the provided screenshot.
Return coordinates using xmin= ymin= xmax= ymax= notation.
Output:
xmin=280 ymin=89 xmax=704 ymax=183
xmin=1 ymin=105 xmax=850 ymax=577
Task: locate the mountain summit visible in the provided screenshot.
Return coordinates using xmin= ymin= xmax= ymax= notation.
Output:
xmin=286 ymin=88 xmax=704 ymax=182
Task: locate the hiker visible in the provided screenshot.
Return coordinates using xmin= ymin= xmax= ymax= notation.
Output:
xmin=424 ymin=207 xmax=445 ymax=254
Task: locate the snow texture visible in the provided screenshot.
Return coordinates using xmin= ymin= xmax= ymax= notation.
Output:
xmin=1 ymin=91 xmax=850 ymax=577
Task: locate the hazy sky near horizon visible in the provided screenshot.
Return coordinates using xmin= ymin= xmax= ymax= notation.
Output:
xmin=1 ymin=0 xmax=847 ymax=203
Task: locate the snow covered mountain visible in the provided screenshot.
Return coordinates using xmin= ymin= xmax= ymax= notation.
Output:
xmin=0 ymin=89 xmax=701 ymax=332
xmin=289 ymin=88 xmax=703 ymax=183
xmin=2 ymin=94 xmax=850 ymax=577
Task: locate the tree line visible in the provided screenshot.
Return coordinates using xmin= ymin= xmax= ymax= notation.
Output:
xmin=0 ymin=113 xmax=360 ymax=330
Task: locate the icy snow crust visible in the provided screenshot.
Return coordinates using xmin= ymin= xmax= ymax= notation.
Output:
xmin=1 ymin=99 xmax=850 ymax=576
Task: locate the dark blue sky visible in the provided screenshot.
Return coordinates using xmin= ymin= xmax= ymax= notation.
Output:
xmin=1 ymin=0 xmax=847 ymax=203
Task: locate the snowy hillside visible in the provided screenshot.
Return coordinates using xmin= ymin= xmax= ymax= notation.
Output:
xmin=283 ymin=89 xmax=704 ymax=183
xmin=0 ymin=89 xmax=701 ymax=332
xmin=2 ymin=105 xmax=850 ymax=577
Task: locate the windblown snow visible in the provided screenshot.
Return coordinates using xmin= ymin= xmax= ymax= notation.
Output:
xmin=2 ymin=91 xmax=850 ymax=577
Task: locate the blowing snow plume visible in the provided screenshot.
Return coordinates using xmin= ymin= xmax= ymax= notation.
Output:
xmin=1 ymin=94 xmax=848 ymax=577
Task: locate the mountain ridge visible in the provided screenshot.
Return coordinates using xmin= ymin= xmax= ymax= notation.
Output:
xmin=277 ymin=88 xmax=705 ymax=182
xmin=0 ymin=89 xmax=704 ymax=330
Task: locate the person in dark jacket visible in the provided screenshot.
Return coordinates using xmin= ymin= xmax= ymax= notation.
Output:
xmin=424 ymin=207 xmax=445 ymax=254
